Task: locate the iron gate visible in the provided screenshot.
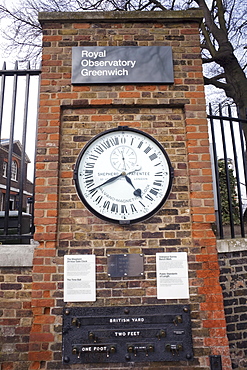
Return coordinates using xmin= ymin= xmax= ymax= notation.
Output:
xmin=208 ymin=104 xmax=247 ymax=239
xmin=0 ymin=62 xmax=41 ymax=244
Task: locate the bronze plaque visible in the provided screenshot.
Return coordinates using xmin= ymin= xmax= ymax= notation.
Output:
xmin=107 ymin=254 xmax=144 ymax=277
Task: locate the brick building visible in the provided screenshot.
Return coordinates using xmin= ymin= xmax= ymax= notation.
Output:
xmin=0 ymin=139 xmax=33 ymax=212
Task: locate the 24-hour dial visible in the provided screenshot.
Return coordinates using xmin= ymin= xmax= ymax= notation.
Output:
xmin=74 ymin=127 xmax=173 ymax=224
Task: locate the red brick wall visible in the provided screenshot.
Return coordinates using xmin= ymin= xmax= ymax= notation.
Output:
xmin=27 ymin=10 xmax=232 ymax=370
xmin=0 ymin=267 xmax=33 ymax=368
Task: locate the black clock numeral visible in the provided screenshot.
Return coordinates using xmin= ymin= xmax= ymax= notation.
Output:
xmin=137 ymin=141 xmax=143 ymax=149
xmin=88 ymin=189 xmax=98 ymax=197
xmin=144 ymin=146 xmax=152 ymax=154
xmin=149 ymin=153 xmax=158 ymax=161
xmin=89 ymin=154 xmax=98 ymax=161
xmin=130 ymin=138 xmax=134 ymax=145
xmin=110 ymin=137 xmax=119 ymax=146
xmin=150 ymin=188 xmax=159 ymax=196
xmin=155 ymin=171 xmax=163 ymax=176
xmin=101 ymin=140 xmax=111 ymax=150
xmin=94 ymin=146 xmax=104 ymax=155
xmin=130 ymin=204 xmax=137 ymax=212
xmin=101 ymin=137 xmax=119 ymax=149
xmin=103 ymin=201 xmax=110 ymax=210
xmin=85 ymin=178 xmax=95 ymax=189
xmin=95 ymin=195 xmax=102 ymax=204
xmin=85 ymin=170 xmax=93 ymax=179
xmin=145 ymin=193 xmax=154 ymax=201
xmin=85 ymin=162 xmax=95 ymax=169
xmin=153 ymin=180 xmax=162 ymax=187
xmin=111 ymin=203 xmax=118 ymax=213
xmin=94 ymin=137 xmax=120 ymax=156
xmin=154 ymin=162 xmax=161 ymax=167
xmin=139 ymin=201 xmax=146 ymax=208
xmin=121 ymin=205 xmax=127 ymax=213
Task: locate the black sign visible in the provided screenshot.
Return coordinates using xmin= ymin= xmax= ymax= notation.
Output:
xmin=72 ymin=46 xmax=174 ymax=84
xmin=62 ymin=305 xmax=193 ymax=364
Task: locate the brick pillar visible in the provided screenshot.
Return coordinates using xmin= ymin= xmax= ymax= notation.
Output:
xmin=28 ymin=10 xmax=232 ymax=370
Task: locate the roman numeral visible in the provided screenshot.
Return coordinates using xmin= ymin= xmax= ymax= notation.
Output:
xmin=101 ymin=140 xmax=111 ymax=149
xmin=150 ymin=188 xmax=159 ymax=196
xmin=145 ymin=194 xmax=154 ymax=201
xmin=138 ymin=141 xmax=143 ymax=148
xmin=85 ymin=169 xmax=93 ymax=179
xmin=94 ymin=146 xmax=104 ymax=155
xmin=111 ymin=203 xmax=118 ymax=213
xmin=121 ymin=205 xmax=127 ymax=213
xmin=130 ymin=204 xmax=137 ymax=212
xmin=103 ymin=201 xmax=110 ymax=210
xmin=153 ymin=180 xmax=162 ymax=187
xmin=144 ymin=146 xmax=152 ymax=154
xmin=155 ymin=171 xmax=163 ymax=176
xmin=149 ymin=153 xmax=158 ymax=161
xmin=95 ymin=195 xmax=102 ymax=204
xmin=110 ymin=137 xmax=119 ymax=146
xmin=89 ymin=154 xmax=98 ymax=161
xmin=88 ymin=189 xmax=98 ymax=197
xmin=85 ymin=162 xmax=95 ymax=169
xmin=85 ymin=178 xmax=95 ymax=188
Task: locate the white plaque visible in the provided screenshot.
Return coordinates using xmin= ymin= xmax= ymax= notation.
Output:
xmin=64 ymin=255 xmax=96 ymax=302
xmin=156 ymin=252 xmax=189 ymax=299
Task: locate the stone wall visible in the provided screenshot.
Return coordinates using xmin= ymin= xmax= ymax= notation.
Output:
xmin=0 ymin=246 xmax=35 ymax=369
xmin=217 ymin=239 xmax=247 ymax=369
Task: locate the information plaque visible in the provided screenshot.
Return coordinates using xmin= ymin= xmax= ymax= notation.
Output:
xmin=156 ymin=252 xmax=189 ymax=299
xmin=62 ymin=305 xmax=193 ymax=364
xmin=64 ymin=255 xmax=96 ymax=302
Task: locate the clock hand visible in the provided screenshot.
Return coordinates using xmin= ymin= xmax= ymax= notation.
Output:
xmin=91 ymin=172 xmax=123 ymax=191
xmin=125 ymin=175 xmax=142 ymax=198
xmin=121 ymin=150 xmax=126 ymax=171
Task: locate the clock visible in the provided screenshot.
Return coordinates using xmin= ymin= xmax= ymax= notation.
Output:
xmin=74 ymin=126 xmax=174 ymax=224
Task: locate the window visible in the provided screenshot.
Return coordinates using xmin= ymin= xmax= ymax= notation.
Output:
xmin=11 ymin=160 xmax=18 ymax=181
xmin=3 ymin=161 xmax=7 ymax=177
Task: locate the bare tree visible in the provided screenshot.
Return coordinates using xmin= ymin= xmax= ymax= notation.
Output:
xmin=0 ymin=0 xmax=246 ymax=118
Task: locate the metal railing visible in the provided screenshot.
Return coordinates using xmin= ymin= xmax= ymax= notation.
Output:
xmin=208 ymin=104 xmax=247 ymax=239
xmin=0 ymin=62 xmax=41 ymax=244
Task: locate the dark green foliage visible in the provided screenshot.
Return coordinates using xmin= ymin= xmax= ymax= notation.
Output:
xmin=218 ymin=159 xmax=240 ymax=225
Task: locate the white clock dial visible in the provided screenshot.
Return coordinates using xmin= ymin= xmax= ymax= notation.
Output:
xmin=74 ymin=127 xmax=173 ymax=224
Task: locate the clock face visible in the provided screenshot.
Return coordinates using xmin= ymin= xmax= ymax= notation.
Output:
xmin=74 ymin=127 xmax=173 ymax=224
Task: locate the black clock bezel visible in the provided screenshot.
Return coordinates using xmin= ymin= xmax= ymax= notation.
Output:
xmin=73 ymin=126 xmax=174 ymax=224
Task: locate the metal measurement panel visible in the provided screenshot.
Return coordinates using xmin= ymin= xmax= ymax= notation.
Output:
xmin=62 ymin=305 xmax=193 ymax=364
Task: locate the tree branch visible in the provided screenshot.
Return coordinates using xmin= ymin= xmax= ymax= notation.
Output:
xmin=204 ymin=76 xmax=232 ymax=95
xmin=200 ymin=21 xmax=217 ymax=57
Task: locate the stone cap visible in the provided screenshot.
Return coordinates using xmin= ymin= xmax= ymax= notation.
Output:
xmin=38 ymin=10 xmax=203 ymax=24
